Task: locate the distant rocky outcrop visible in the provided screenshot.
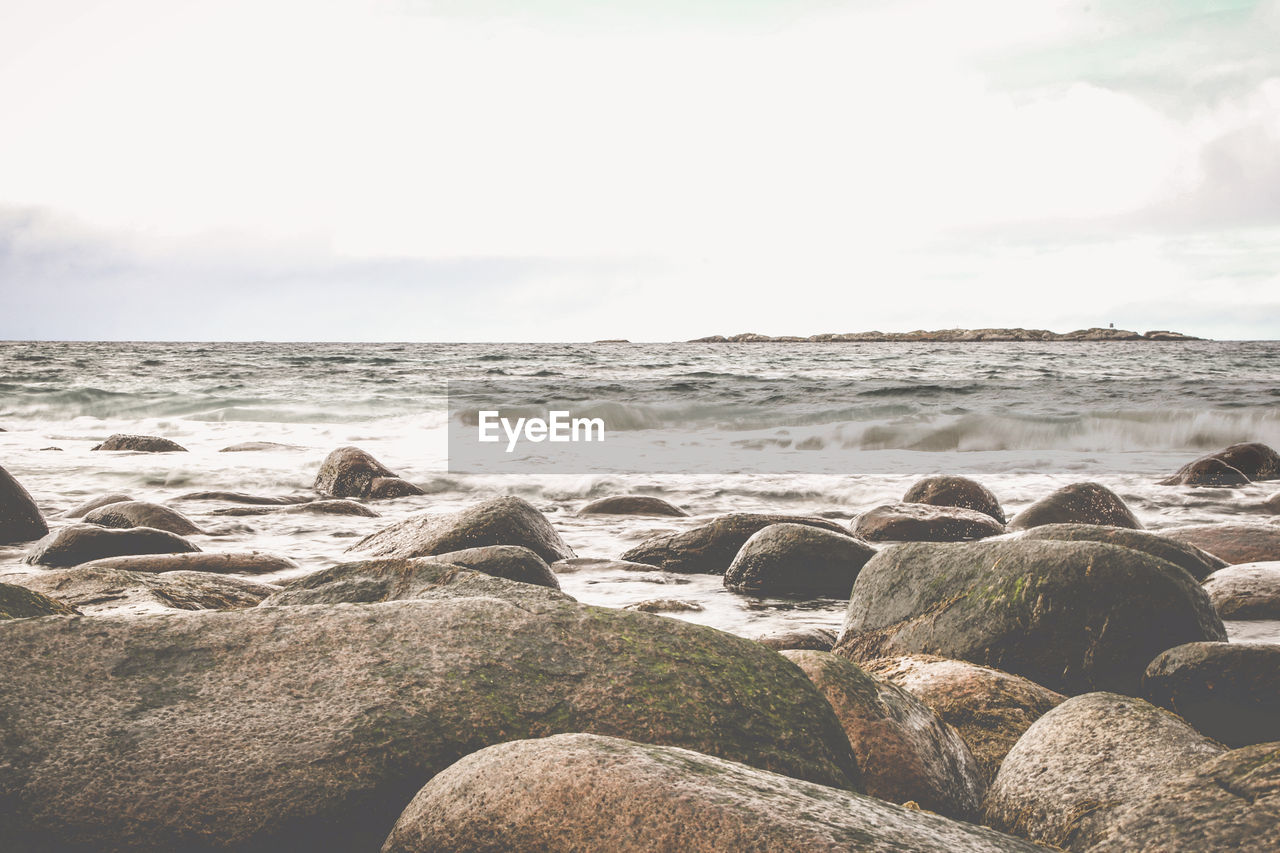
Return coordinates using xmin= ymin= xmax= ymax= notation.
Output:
xmin=688 ymin=328 xmax=1201 ymax=343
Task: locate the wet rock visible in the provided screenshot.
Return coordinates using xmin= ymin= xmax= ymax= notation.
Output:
xmin=625 ymin=598 xmax=704 ymax=612
xmin=83 ymin=500 xmax=204 ymax=536
xmin=1159 ymin=456 xmax=1252 ymax=487
xmin=382 ymin=733 xmax=1042 ymax=853
xmin=175 ymin=491 xmax=313 ymax=505
xmin=350 ymin=496 xmax=575 ymax=564
xmin=578 ymin=495 xmax=689 ymax=517
xmin=1162 ymin=523 xmax=1280 ymax=565
xmin=551 ymin=556 xmax=669 ymax=573
xmin=782 ymin=650 xmax=983 ymax=819
xmin=902 ymin=475 xmax=1005 ymax=523
xmin=429 ymin=545 xmax=560 ymax=589
xmin=76 ymin=551 xmax=297 ymax=575
xmin=0 ymin=582 xmax=76 ymax=619
xmin=1203 ymin=562 xmax=1280 ymax=619
xmin=834 ymin=540 xmax=1226 ymax=696
xmin=314 ymin=446 xmax=412 ymax=499
xmin=367 ymin=476 xmax=426 ymax=498
xmin=1 ymin=566 xmax=277 ymax=616
xmin=218 ymin=441 xmax=303 ymax=452
xmin=723 ymin=523 xmax=876 ymax=598
xmin=261 ymin=558 xmax=567 ymax=606
xmin=620 ymin=513 xmax=850 ymax=574
xmin=853 ymin=502 xmax=1006 ymax=543
xmin=0 ymin=598 xmax=861 ymax=851
xmin=1017 ymin=522 xmax=1226 ymax=580
xmin=863 ymin=654 xmax=1066 ymax=787
xmin=757 ymin=626 xmax=838 ymax=651
xmin=23 ymin=524 xmax=200 ymax=568
xmin=1086 ymin=742 xmax=1280 ymax=853
xmin=983 ymin=692 xmax=1224 ymax=850
xmin=91 ymin=433 xmax=187 ymax=452
xmin=1212 ymin=442 xmax=1280 ymax=481
xmin=282 ymin=499 xmax=380 ymax=517
xmin=0 ymin=464 xmax=48 ymax=545
xmin=62 ymin=493 xmax=134 ymax=517
xmin=1008 ymin=482 xmax=1142 ymax=530
xmin=1143 ymin=641 xmax=1280 ymax=748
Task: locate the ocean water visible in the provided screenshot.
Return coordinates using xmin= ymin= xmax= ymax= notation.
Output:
xmin=1 ymin=340 xmax=1278 ymax=640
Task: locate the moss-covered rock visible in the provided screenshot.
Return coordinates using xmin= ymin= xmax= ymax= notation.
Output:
xmin=1008 ymin=482 xmax=1141 ymax=530
xmin=621 ymin=513 xmax=849 ymax=574
xmin=0 ymin=597 xmax=860 ymax=851
xmin=0 ymin=582 xmax=76 ymax=619
xmin=834 ymin=539 xmax=1226 ymax=696
xmin=1143 ymin=641 xmax=1280 ymax=748
xmin=0 ymin=464 xmax=47 ymax=545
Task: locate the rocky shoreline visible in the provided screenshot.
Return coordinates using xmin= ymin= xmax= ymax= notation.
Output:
xmin=689 ymin=327 xmax=1202 ymax=342
xmin=2 ymin=441 xmax=1279 ymax=851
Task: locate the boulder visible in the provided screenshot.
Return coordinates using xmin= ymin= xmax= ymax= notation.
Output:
xmin=578 ymin=495 xmax=689 ymax=517
xmin=724 ymin=523 xmax=876 ymax=598
xmin=1212 ymin=442 xmax=1280 ymax=481
xmin=863 ymin=654 xmax=1066 ymax=787
xmin=76 ymin=551 xmax=296 ymax=575
xmin=834 ymin=540 xmax=1226 ymax=696
xmin=22 ymin=523 xmax=200 ymax=568
xmin=429 ymin=545 xmax=560 ymax=589
xmin=853 ymin=502 xmax=1005 ymax=543
xmin=1159 ymin=456 xmax=1251 ymax=487
xmin=620 ymin=513 xmax=849 ymax=574
xmin=1202 ymin=562 xmax=1280 ymax=619
xmin=982 ymin=692 xmax=1225 ymax=850
xmin=367 ymin=477 xmax=426 ymax=498
xmin=781 ymin=650 xmax=983 ymax=819
xmin=381 ymin=733 xmax=1042 ymax=853
xmin=1143 ymin=642 xmax=1280 ymax=748
xmin=261 ymin=558 xmax=568 ymax=606
xmin=62 ymin=493 xmax=134 ymax=517
xmin=756 ymin=626 xmax=838 ymax=651
xmin=1161 ymin=523 xmax=1280 ymax=565
xmin=1008 ymin=482 xmax=1142 ymax=530
xmin=0 ymin=583 xmax=76 ymax=619
xmin=83 ymin=500 xmax=203 ymax=535
xmin=0 ymin=597 xmax=860 ymax=851
xmin=0 ymin=465 xmax=47 ymax=545
xmin=1017 ymin=522 xmax=1226 ymax=580
xmin=1087 ymin=742 xmax=1280 ymax=853
xmin=314 ymin=446 xmax=409 ymax=498
xmin=1 ymin=567 xmax=277 ymax=616
xmin=90 ymin=433 xmax=187 ymax=452
xmin=350 ymin=496 xmax=574 ymax=564
xmin=902 ymin=475 xmax=1005 ymax=523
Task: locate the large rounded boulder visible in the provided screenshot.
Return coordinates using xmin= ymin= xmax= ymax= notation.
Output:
xmin=1087 ymin=742 xmax=1280 ymax=852
xmin=0 ymin=597 xmax=860 ymax=851
xmin=781 ymin=650 xmax=983 ymax=819
xmin=620 ymin=513 xmax=850 ymax=574
xmin=0 ymin=464 xmax=47 ymax=545
xmin=429 ymin=545 xmax=559 ymax=589
xmin=1016 ymin=522 xmax=1226 ymax=580
xmin=1161 ymin=523 xmax=1280 ymax=565
xmin=853 ymin=502 xmax=1005 ymax=542
xmin=261 ymin=558 xmax=568 ymax=607
xmin=22 ymin=524 xmax=200 ymax=568
xmin=724 ymin=523 xmax=875 ymax=598
xmin=83 ymin=500 xmax=203 ymax=536
xmin=863 ymin=654 xmax=1065 ymax=787
xmin=578 ymin=495 xmax=689 ymax=517
xmin=902 ymin=475 xmax=1005 ymax=523
xmin=1007 ymin=482 xmax=1141 ymax=530
xmin=381 ymin=733 xmax=1044 ymax=853
xmin=62 ymin=493 xmax=134 ymax=517
xmin=314 ymin=446 xmax=423 ymax=499
xmin=1143 ymin=641 xmax=1280 ymax=748
xmin=982 ymin=692 xmax=1225 ymax=850
xmin=834 ymin=539 xmax=1226 ymax=695
xmin=1202 ymin=562 xmax=1280 ymax=619
xmin=1159 ymin=456 xmax=1252 ymax=487
xmin=350 ymin=496 xmax=574 ymax=564
xmin=91 ymin=433 xmax=187 ymax=452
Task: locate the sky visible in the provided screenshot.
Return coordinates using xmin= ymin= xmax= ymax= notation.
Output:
xmin=1 ymin=0 xmax=1278 ymax=340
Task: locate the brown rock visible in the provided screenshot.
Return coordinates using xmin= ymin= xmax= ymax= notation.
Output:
xmin=724 ymin=523 xmax=876 ymax=598
xmin=1159 ymin=456 xmax=1252 ymax=486
xmin=366 ymin=477 xmax=426 ymax=498
xmin=314 ymin=446 xmax=402 ymax=498
xmin=1 ymin=566 xmax=277 ymax=616
xmin=62 ymin=493 xmax=134 ymax=517
xmin=1143 ymin=642 xmax=1280 ymax=748
xmin=853 ymin=502 xmax=1005 ymax=542
xmin=1008 ymin=482 xmax=1142 ymax=530
xmin=261 ymin=558 xmax=566 ymax=607
xmin=578 ymin=495 xmax=689 ymax=517
xmin=756 ymin=626 xmax=838 ymax=651
xmin=23 ymin=524 xmax=200 ymax=568
xmin=620 ymin=513 xmax=850 ymax=574
xmin=430 ymin=545 xmax=560 ymax=589
xmin=0 ymin=582 xmax=76 ymax=619
xmin=76 ymin=551 xmax=296 ymax=575
xmin=83 ymin=500 xmax=203 ymax=535
xmin=1016 ymin=522 xmax=1226 ymax=580
xmin=90 ymin=434 xmax=187 ymax=452
xmin=902 ymin=476 xmax=1005 ymax=523
xmin=1202 ymin=562 xmax=1280 ymax=619
xmin=1161 ymin=523 xmax=1280 ymax=565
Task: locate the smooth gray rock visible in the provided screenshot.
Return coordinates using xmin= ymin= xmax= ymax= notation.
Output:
xmin=1203 ymin=562 xmax=1280 ymax=619
xmin=724 ymin=523 xmax=876 ymax=597
xmin=1008 ymin=482 xmax=1142 ymax=530
xmin=983 ymin=692 xmax=1225 ymax=850
xmin=381 ymin=733 xmax=1044 ymax=853
xmin=91 ymin=433 xmax=187 ymax=452
xmin=1017 ymin=522 xmax=1226 ymax=580
xmin=903 ymin=475 xmax=1006 ymax=523
xmin=23 ymin=523 xmax=200 ymax=567
xmin=430 ymin=545 xmax=559 ymax=588
xmin=0 ymin=598 xmax=861 ymax=851
xmin=0 ymin=566 xmax=277 ymax=616
xmin=1143 ymin=642 xmax=1280 ymax=748
xmin=834 ymin=540 xmax=1226 ymax=695
xmin=853 ymin=502 xmax=1006 ymax=542
xmin=0 ymin=464 xmax=47 ymax=545
xmin=350 ymin=496 xmax=575 ymax=564
xmin=84 ymin=500 xmax=204 ymax=535
xmin=620 ymin=513 xmax=850 ymax=574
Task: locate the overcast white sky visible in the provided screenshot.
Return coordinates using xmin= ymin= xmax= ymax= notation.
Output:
xmin=1 ymin=0 xmax=1278 ymax=340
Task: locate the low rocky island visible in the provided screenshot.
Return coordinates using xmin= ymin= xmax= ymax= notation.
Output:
xmin=690 ymin=327 xmax=1202 ymax=342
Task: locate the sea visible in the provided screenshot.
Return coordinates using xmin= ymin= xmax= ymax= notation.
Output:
xmin=2 ymin=340 xmax=1278 ymax=641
